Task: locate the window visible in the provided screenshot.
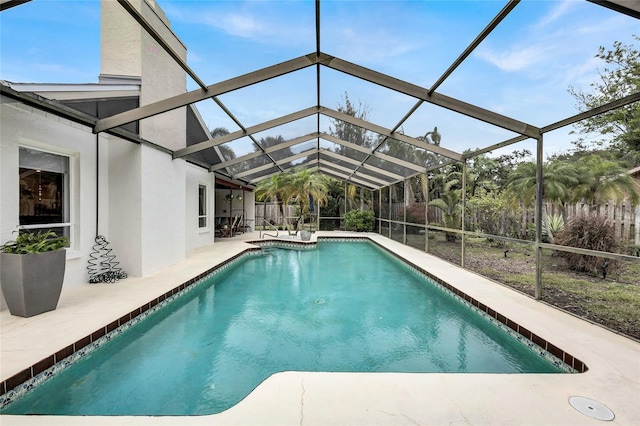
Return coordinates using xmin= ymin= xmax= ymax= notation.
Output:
xmin=198 ymin=184 xmax=208 ymax=228
xmin=19 ymin=146 xmax=71 ymax=239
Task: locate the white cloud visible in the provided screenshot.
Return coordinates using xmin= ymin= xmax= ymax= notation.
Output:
xmin=534 ymin=0 xmax=577 ymax=29
xmin=330 ymin=27 xmax=420 ymax=64
xmin=162 ymin=2 xmax=311 ymax=47
xmin=475 ymin=44 xmax=553 ymax=72
xmin=215 ymin=13 xmax=265 ymax=39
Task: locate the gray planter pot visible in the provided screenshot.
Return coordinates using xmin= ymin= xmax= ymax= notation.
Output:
xmin=300 ymin=230 xmax=312 ymax=241
xmin=1 ymin=250 xmax=66 ymax=317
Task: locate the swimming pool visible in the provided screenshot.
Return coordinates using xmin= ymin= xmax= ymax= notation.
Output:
xmin=1 ymin=239 xmax=575 ymax=415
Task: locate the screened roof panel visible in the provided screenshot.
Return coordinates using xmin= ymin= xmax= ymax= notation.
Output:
xmin=252 ymin=115 xmax=318 ymax=148
xmin=401 ymin=101 xmax=521 ymax=155
xmin=318 ymin=139 xmax=369 ymax=161
xmin=224 ymin=155 xmax=271 ymax=176
xmin=170 ymin=1 xmax=317 ymax=86
xmin=218 ymin=137 xmax=259 ymax=159
xmin=289 ymin=140 xmax=318 ymax=155
xmin=268 ymin=145 xmax=298 ymax=162
xmin=365 ymin=156 xmax=416 ymax=179
xmin=191 ymin=99 xmax=242 ymax=137
xmin=355 ymin=164 xmax=400 ymax=184
xmin=318 ymin=166 xmax=379 ymax=189
xmin=214 ymin=67 xmax=317 ymax=128
xmin=2 ymin=0 xmax=637 ymax=191
xmin=436 ymin=1 xmax=639 ymax=126
xmin=282 ymin=155 xmax=317 ymax=172
xmin=243 ymin=166 xmax=282 ymax=183
xmin=377 ymin=139 xmax=431 ymax=167
xmin=319 ymin=1 xmax=507 ymax=86
xmin=319 ymin=67 xmax=417 ymax=130
xmin=318 ymin=150 xmax=358 ymax=166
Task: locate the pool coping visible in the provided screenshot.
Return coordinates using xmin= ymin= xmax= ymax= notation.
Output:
xmin=0 ymin=235 xmax=586 ymax=405
xmin=1 ymin=231 xmax=639 ymax=425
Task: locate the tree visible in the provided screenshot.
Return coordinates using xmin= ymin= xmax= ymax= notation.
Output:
xmin=569 ymin=35 xmax=640 ymax=165
xmin=255 ymin=174 xmax=289 ymax=228
xmin=465 ymin=154 xmax=502 ymax=197
xmin=255 ymin=169 xmax=330 ymax=230
xmin=505 ymin=159 xmax=586 ymax=220
xmin=575 ymin=155 xmax=640 ymax=207
xmin=328 ymin=92 xmax=374 ymax=152
xmin=287 ymin=168 xmax=330 ymax=226
xmin=210 ymin=127 xmax=235 ymax=161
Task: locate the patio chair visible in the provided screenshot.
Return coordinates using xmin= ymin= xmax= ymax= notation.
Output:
xmin=287 ymin=215 xmax=303 ymax=236
xmin=231 ymin=213 xmax=244 ymax=235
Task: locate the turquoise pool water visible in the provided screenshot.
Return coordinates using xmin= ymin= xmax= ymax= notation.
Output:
xmin=2 ymin=241 xmax=565 ymax=415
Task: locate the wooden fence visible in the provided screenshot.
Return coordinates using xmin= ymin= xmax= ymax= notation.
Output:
xmin=255 ymin=202 xmax=298 ymax=227
xmin=545 ymin=201 xmax=639 ymax=246
xmin=386 ymin=201 xmax=640 ymax=246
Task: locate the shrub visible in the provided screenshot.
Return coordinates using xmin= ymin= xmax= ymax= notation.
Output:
xmin=344 ymin=210 xmax=375 ymax=232
xmin=555 ymin=214 xmax=618 ymax=275
xmin=466 ymin=192 xmax=524 ymax=239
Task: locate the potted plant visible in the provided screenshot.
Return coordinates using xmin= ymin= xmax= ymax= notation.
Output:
xmin=0 ymin=230 xmax=69 ymax=317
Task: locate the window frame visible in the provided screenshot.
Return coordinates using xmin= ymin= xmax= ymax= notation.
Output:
xmin=198 ymin=183 xmax=209 ymax=230
xmin=18 ymin=145 xmax=74 ymax=246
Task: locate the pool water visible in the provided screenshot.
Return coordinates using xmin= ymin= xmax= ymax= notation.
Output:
xmin=2 ymin=241 xmax=565 ymax=415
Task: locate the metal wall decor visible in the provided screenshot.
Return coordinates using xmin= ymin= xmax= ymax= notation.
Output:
xmin=87 ymin=235 xmax=127 ymax=283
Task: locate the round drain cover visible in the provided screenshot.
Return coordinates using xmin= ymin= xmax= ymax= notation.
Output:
xmin=569 ymin=396 xmax=614 ymax=421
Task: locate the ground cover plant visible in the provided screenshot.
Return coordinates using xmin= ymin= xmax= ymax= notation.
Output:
xmin=407 ymin=232 xmax=640 ymax=341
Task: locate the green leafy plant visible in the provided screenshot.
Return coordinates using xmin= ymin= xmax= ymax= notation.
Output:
xmin=542 ymin=214 xmax=565 ymax=243
xmin=428 ymin=179 xmax=461 ymax=241
xmin=0 ymin=231 xmax=69 ymax=254
xmin=344 ymin=210 xmax=375 ymax=232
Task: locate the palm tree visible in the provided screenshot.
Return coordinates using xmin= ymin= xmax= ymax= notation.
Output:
xmin=287 ymin=168 xmax=330 ymax=229
xmin=255 ymin=174 xmax=289 ymax=228
xmin=428 ymin=179 xmax=462 ymax=241
xmin=256 ymin=169 xmax=331 ymax=230
xmin=575 ymin=155 xmax=640 ymax=208
xmin=506 ymin=159 xmax=590 ymax=243
xmin=505 ymin=160 xmax=584 ymax=220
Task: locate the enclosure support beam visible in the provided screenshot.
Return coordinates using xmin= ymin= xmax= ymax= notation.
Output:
xmin=403 ymin=179 xmax=408 ymax=245
xmin=118 ymin=0 xmax=208 ymax=91
xmin=94 ymin=54 xmax=321 ymax=133
xmin=425 ymin=173 xmax=429 ymax=254
xmin=388 ymin=188 xmax=392 ymax=239
xmin=461 ymin=161 xmax=467 ymax=269
xmin=324 ymin=56 xmax=540 ymax=139
xmin=535 ymin=134 xmax=544 ymax=300
xmin=378 ymin=189 xmax=382 ymax=235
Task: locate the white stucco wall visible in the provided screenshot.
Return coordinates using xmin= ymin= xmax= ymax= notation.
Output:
xmin=0 ymin=97 xmax=101 ymax=308
xmin=0 ymin=98 xmax=206 ymax=314
xmin=107 ymin=135 xmax=143 ymax=276
xmin=140 ymin=145 xmax=186 ymax=275
xmin=1 ymin=0 xmax=228 ymax=314
xmin=100 ymin=0 xmax=142 ymax=77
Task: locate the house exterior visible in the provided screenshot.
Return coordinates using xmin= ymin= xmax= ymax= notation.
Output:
xmin=0 ymin=0 xmax=254 ymax=311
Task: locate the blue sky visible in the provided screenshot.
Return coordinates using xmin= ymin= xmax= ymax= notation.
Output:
xmin=1 ymin=0 xmax=638 ymax=159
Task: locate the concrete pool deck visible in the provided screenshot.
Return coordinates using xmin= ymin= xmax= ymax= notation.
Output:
xmin=1 ymin=231 xmax=639 ymax=425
